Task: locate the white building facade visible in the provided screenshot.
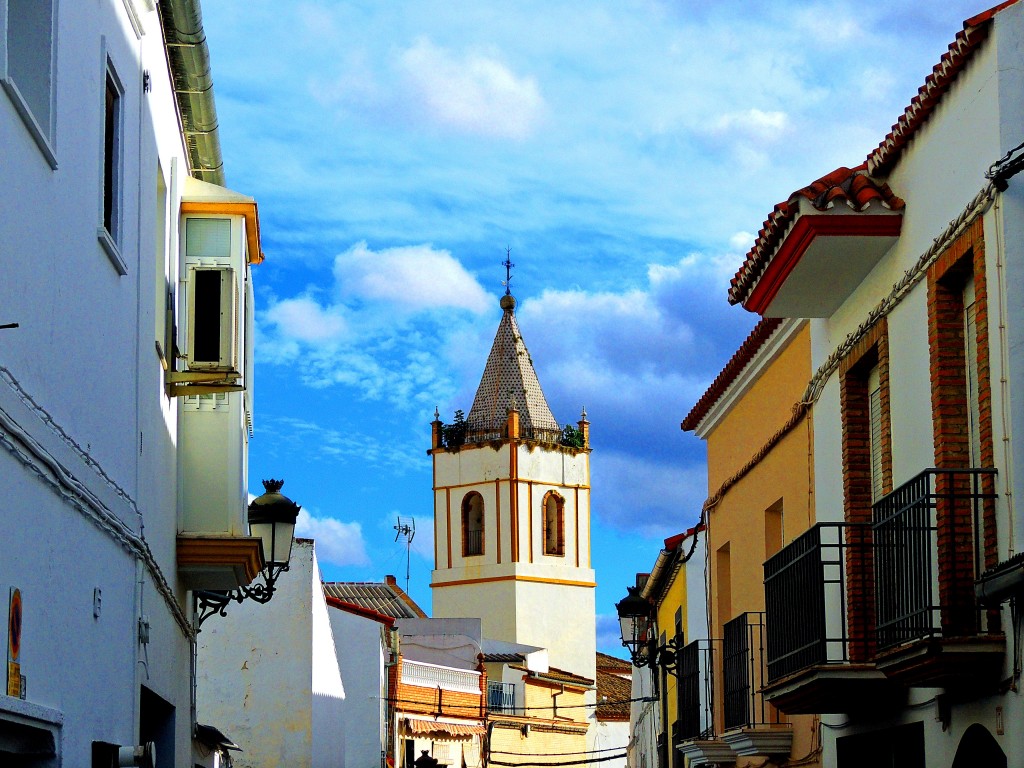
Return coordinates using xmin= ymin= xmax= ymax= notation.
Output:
xmin=729 ymin=3 xmax=1024 ymax=765
xmin=197 ymin=540 xmax=346 ymax=768
xmin=1 ymin=2 xmax=268 ymax=765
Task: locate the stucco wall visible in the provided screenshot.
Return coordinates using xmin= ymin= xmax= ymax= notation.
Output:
xmin=197 ymin=540 xmax=346 ymax=767
xmin=0 ymin=1 xmax=203 ymax=765
xmin=328 ymin=608 xmax=389 ymax=768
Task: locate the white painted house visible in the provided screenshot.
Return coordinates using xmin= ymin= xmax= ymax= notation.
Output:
xmin=0 ymin=1 xmax=271 ymax=765
xmin=323 ymin=576 xmax=427 ymax=768
xmin=728 ymin=2 xmax=1024 ymax=765
xmin=197 ymin=539 xmax=346 ymax=768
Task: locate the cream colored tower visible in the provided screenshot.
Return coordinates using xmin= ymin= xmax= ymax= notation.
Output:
xmin=430 ymin=294 xmax=596 ymax=681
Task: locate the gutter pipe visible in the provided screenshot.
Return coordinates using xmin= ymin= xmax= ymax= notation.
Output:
xmin=160 ymin=0 xmax=225 ymax=185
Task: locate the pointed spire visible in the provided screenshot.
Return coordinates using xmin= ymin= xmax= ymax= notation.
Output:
xmin=466 ymin=294 xmax=559 ymax=435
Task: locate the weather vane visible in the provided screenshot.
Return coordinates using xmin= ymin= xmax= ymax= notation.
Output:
xmin=502 ymin=247 xmax=515 ymax=296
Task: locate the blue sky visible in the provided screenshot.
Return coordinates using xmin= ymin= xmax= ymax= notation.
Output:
xmin=203 ymin=0 xmax=989 ymax=656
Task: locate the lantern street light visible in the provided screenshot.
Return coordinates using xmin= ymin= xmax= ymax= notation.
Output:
xmin=193 ymin=479 xmax=301 ymax=628
xmin=615 ymin=586 xmax=681 ymax=679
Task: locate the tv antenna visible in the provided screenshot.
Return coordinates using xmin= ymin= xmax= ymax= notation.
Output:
xmin=394 ymin=517 xmax=416 ymax=593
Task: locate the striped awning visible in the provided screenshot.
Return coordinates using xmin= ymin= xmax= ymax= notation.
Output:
xmin=401 ymin=719 xmax=485 ymax=741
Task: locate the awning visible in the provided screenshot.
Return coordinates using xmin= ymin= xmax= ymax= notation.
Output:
xmin=401 ymin=718 xmax=485 ymax=741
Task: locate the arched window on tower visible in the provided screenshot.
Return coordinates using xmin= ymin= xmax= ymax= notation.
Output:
xmin=543 ymin=492 xmax=564 ymax=556
xmin=462 ymin=492 xmax=484 ymax=557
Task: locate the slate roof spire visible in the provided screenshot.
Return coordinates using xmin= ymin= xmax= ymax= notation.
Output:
xmin=466 ymin=294 xmax=560 ymax=435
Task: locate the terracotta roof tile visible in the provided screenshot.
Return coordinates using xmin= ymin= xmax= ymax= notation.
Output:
xmin=865 ymin=2 xmax=1022 ymax=175
xmin=322 ymin=580 xmax=427 ymax=619
xmin=595 ymin=652 xmax=631 ymax=673
xmin=728 ymin=167 xmax=904 ymax=308
xmin=596 ymin=669 xmax=632 ymax=721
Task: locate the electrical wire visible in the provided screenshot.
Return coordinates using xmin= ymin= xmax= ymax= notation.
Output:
xmin=491 ymin=746 xmax=626 ymax=757
xmin=489 ymin=753 xmax=626 ymax=767
xmin=384 ymin=695 xmax=651 ymax=712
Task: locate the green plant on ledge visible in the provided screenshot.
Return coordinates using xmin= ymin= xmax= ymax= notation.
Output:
xmin=560 ymin=424 xmax=585 ymax=448
xmin=441 ymin=410 xmax=467 ymax=448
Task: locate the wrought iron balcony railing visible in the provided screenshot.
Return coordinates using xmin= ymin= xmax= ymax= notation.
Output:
xmin=764 ymin=524 xmax=869 ymax=682
xmin=464 ymin=528 xmax=483 ymax=556
xmin=723 ymin=613 xmax=783 ymax=731
xmin=872 ymin=467 xmax=997 ymax=650
xmin=676 ymin=639 xmax=715 ymax=741
xmin=487 ymin=681 xmax=518 ymax=714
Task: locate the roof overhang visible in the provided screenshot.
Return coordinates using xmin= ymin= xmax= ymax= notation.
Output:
xmin=180 ymin=176 xmax=265 ymax=264
xmin=743 ymin=206 xmax=902 ymax=317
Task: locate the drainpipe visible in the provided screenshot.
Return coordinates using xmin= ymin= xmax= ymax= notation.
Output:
xmin=159 ymin=0 xmax=225 ymax=184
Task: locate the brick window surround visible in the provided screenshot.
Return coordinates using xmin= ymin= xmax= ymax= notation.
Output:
xmin=839 ymin=319 xmax=891 ymax=662
xmin=926 ymin=217 xmax=998 ymax=635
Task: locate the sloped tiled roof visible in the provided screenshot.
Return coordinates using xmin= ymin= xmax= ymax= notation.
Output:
xmin=595 ymin=652 xmax=631 ymax=674
xmin=866 ymin=1 xmax=1022 ymax=175
xmin=323 ymin=578 xmax=427 ymax=619
xmin=466 ymin=295 xmax=560 ymax=434
xmin=596 ymin=669 xmax=632 ymax=721
xmin=510 ymin=664 xmax=595 ymax=687
xmin=728 ymin=167 xmax=904 ymax=308
xmin=482 ymin=652 xmax=526 ymax=663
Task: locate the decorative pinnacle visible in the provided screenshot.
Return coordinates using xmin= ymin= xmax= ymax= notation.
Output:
xmin=580 ymin=406 xmax=588 ymax=422
xmin=262 ymin=478 xmax=285 ymax=493
xmin=502 ymin=247 xmax=515 ymax=296
xmin=434 ymin=405 xmax=440 ymax=421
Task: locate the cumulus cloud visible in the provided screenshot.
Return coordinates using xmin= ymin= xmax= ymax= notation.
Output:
xmin=265 ymin=296 xmax=347 ymax=342
xmin=296 ymin=508 xmax=370 ymax=567
xmin=334 ymin=241 xmax=489 ymax=313
xmin=399 ymin=38 xmax=544 ymax=140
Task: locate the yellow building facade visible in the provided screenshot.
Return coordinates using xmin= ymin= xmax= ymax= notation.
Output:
xmin=680 ymin=318 xmax=820 ymax=767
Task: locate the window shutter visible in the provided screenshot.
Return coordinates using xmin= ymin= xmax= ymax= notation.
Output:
xmin=868 ymin=367 xmax=884 ymax=503
xmin=964 ymin=280 xmax=982 ymax=467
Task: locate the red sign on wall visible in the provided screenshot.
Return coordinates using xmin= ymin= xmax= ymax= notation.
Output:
xmin=7 ymin=588 xmax=21 ymax=698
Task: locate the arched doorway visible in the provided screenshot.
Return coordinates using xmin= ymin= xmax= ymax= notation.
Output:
xmin=951 ymin=723 xmax=1006 ymax=768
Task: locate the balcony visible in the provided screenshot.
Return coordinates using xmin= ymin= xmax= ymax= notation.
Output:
xmin=763 ymin=524 xmax=889 ymax=714
xmin=674 ymin=640 xmax=735 ymax=766
xmin=676 ymin=640 xmax=714 ymax=741
xmin=487 ymin=681 xmax=518 ymax=715
xmin=720 ymin=613 xmax=791 ymax=758
xmin=871 ymin=468 xmax=1004 ymax=688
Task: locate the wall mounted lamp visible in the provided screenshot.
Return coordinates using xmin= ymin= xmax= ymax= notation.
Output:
xmin=615 ymin=586 xmax=681 ymax=677
xmin=193 ymin=479 xmax=300 ymax=628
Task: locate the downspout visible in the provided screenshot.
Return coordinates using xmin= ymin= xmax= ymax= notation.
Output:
xmin=159 ymin=0 xmax=225 ymax=185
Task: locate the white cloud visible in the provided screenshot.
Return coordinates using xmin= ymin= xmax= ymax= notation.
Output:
xmin=334 ymin=241 xmax=489 ymax=313
xmin=296 ymin=508 xmax=370 ymax=567
xmin=399 ymin=38 xmax=544 ymax=140
xmin=265 ymin=296 xmax=347 ymax=342
xmin=708 ymin=109 xmax=790 ymax=142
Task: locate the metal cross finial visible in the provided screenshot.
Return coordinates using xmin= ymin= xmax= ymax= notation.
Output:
xmin=502 ymin=248 xmax=515 ymax=296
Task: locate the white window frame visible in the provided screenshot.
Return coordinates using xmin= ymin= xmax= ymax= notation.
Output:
xmin=185 ymin=264 xmax=237 ymax=371
xmin=97 ymin=41 xmax=126 ymax=275
xmin=1 ymin=0 xmax=59 ymax=168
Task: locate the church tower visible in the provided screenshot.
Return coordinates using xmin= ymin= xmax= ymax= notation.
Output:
xmin=430 ymin=292 xmax=596 ymax=680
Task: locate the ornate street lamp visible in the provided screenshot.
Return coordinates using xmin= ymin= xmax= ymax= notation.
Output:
xmin=615 ymin=586 xmax=681 ymax=677
xmin=616 ymin=586 xmax=653 ymax=666
xmin=194 ymin=479 xmax=301 ymax=627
